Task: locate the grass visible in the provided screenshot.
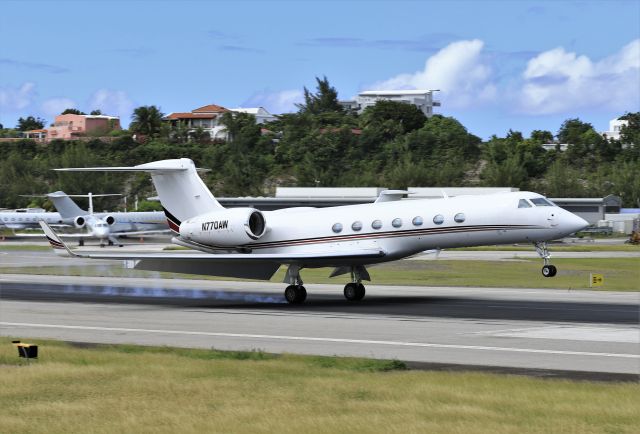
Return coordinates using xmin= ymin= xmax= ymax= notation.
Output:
xmin=0 ymin=244 xmax=50 ymax=251
xmin=0 ymin=337 xmax=638 ymax=434
xmin=1 ymin=258 xmax=638 ymax=291
xmin=452 ymin=244 xmax=640 ymax=252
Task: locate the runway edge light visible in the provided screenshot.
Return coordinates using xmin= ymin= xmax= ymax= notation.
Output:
xmin=12 ymin=340 xmax=38 ymax=359
xmin=590 ymin=273 xmax=604 ymax=288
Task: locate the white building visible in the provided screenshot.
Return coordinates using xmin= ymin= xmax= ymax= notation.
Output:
xmin=541 ymin=143 xmax=569 ymax=151
xmin=601 ymin=118 xmax=629 ymax=140
xmin=230 ymin=107 xmax=277 ymax=124
xmin=339 ymin=90 xmax=440 ymax=117
xmin=164 ymin=104 xmax=277 ymax=140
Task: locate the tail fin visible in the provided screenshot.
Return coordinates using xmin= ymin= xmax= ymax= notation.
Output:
xmin=55 ymin=158 xmax=223 ymax=222
xmin=39 ymin=220 xmax=76 ymax=257
xmin=47 ymin=191 xmax=86 ymax=218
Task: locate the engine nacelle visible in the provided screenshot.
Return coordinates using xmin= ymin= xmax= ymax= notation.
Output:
xmin=74 ymin=216 xmax=86 ymax=229
xmin=179 ymin=208 xmax=266 ymax=247
xmin=104 ymin=215 xmax=116 ymax=225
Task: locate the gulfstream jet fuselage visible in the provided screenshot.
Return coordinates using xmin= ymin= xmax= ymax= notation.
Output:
xmin=44 ymin=158 xmax=588 ymax=304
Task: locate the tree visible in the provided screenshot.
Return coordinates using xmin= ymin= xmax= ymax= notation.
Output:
xmin=130 ymin=105 xmax=164 ymax=137
xmin=557 ymin=118 xmax=593 ymax=144
xmin=530 ymin=130 xmax=553 ymax=144
xmin=296 ymin=76 xmax=343 ymax=115
xmin=481 ymin=154 xmax=528 ymax=188
xmin=542 ymin=159 xmax=585 ymax=197
xmin=16 ymin=116 xmax=46 ymax=131
xmin=61 ymin=108 xmax=85 ymax=115
xmin=360 ymin=100 xmax=427 ymax=134
xmin=619 ymin=112 xmax=640 ymax=146
xmin=90 ymin=109 xmax=103 ymax=115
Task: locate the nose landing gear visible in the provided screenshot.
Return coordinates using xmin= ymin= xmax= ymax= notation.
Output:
xmin=535 ymin=242 xmax=557 ymax=277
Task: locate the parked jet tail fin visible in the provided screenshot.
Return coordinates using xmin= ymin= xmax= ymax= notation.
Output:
xmin=39 ymin=221 xmax=77 ymax=257
xmin=45 ymin=191 xmax=86 ymax=218
xmin=55 ymin=158 xmax=223 ymax=223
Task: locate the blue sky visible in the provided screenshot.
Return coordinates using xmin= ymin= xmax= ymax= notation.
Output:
xmin=1 ymin=0 xmax=639 ymax=139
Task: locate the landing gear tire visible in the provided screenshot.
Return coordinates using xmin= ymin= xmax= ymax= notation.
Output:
xmin=344 ymin=282 xmax=366 ymax=301
xmin=284 ymin=285 xmax=307 ymax=304
xmin=79 ymin=239 xmax=84 ymax=247
xmin=542 ymin=264 xmax=557 ymax=277
xmin=108 ymin=240 xmax=114 ymax=246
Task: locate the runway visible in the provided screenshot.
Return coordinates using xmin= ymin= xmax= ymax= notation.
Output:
xmin=1 ymin=273 xmax=638 ymax=380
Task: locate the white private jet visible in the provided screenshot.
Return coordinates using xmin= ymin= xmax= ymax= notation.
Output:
xmin=0 ymin=208 xmax=64 ymax=229
xmin=47 ymin=192 xmax=168 ymax=247
xmin=26 ymin=192 xmax=169 ymax=247
xmin=41 ymin=158 xmax=588 ymax=304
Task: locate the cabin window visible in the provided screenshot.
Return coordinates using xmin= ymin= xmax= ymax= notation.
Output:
xmin=371 ymin=220 xmax=382 ymax=230
xmin=412 ymin=216 xmax=423 ymax=226
xmin=332 ymin=223 xmax=343 ymax=233
xmin=392 ymin=218 xmax=402 ymax=228
xmin=433 ymin=214 xmax=444 ymax=225
xmin=518 ymin=199 xmax=532 ymax=208
xmin=351 ymin=221 xmax=363 ymax=231
xmin=531 ymin=198 xmax=555 ymax=207
xmin=454 ymin=213 xmax=466 ymax=223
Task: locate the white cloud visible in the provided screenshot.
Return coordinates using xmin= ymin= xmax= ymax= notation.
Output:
xmin=40 ymin=97 xmax=77 ymax=118
xmin=519 ymin=39 xmax=640 ymax=114
xmin=0 ymin=82 xmax=36 ymax=112
xmin=88 ymin=89 xmax=135 ymax=123
xmin=241 ymin=89 xmax=303 ymax=114
xmin=371 ymin=39 xmax=497 ymax=108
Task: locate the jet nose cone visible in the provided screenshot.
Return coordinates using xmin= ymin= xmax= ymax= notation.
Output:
xmin=567 ymin=213 xmax=589 ymax=233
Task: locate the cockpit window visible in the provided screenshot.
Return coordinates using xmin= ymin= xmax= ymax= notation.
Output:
xmin=518 ymin=199 xmax=532 ymax=208
xmin=531 ymin=198 xmax=555 ymax=207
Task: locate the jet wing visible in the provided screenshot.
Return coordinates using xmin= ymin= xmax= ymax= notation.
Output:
xmin=39 ymin=221 xmax=385 ymax=280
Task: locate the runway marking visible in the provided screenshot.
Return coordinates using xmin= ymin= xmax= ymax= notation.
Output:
xmin=2 ymin=321 xmax=639 ymax=359
xmin=479 ymin=326 xmax=640 ymax=343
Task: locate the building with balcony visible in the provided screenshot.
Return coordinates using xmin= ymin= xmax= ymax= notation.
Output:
xmin=164 ymin=104 xmax=277 ymax=140
xmin=339 ymin=90 xmax=441 ymax=116
xmin=22 ymin=129 xmax=47 ymax=140
xmin=46 ymin=114 xmax=121 ymax=141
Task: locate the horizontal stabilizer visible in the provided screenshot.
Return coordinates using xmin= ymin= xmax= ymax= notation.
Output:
xmin=55 ymin=159 xmax=210 ymax=173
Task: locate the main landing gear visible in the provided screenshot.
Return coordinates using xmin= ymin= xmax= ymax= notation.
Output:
xmin=535 ymin=241 xmax=557 ymax=277
xmin=344 ymin=282 xmax=365 ymax=301
xmin=282 ymin=264 xmax=370 ymax=304
xmin=283 ymin=265 xmax=306 ymax=304
xmin=343 ymin=265 xmax=368 ymax=301
xmin=284 ymin=284 xmax=307 ymax=304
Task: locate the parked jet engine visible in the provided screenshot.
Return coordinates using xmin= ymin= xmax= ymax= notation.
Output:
xmin=74 ymin=216 xmax=86 ymax=228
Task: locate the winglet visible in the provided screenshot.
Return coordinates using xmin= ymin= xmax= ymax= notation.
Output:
xmin=39 ymin=221 xmax=77 ymax=257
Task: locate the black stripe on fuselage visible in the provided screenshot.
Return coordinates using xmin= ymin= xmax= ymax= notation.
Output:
xmin=249 ymin=224 xmax=540 ymax=249
xmin=187 ymin=224 xmax=543 ymax=250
